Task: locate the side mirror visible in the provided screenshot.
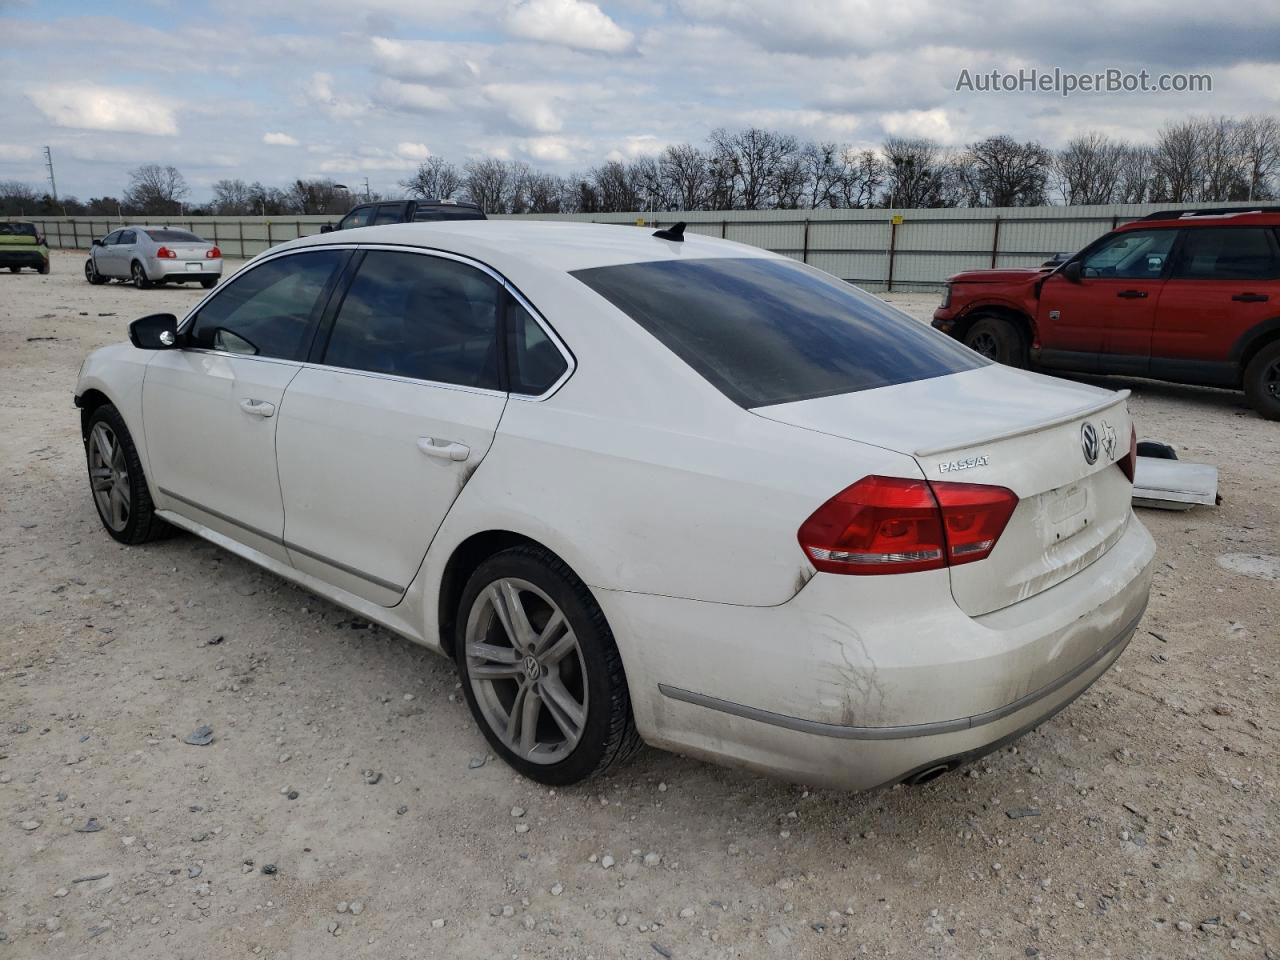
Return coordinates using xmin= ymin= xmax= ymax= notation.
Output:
xmin=92 ymin=238 xmax=104 ymax=247
xmin=129 ymin=313 xmax=181 ymax=350
xmin=320 ymin=223 xmax=335 ymax=233
xmin=1060 ymin=260 xmax=1083 ymax=284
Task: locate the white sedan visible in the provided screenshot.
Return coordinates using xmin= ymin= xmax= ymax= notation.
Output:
xmin=74 ymin=220 xmax=1155 ymax=789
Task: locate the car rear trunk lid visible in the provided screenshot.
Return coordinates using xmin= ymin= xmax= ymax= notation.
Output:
xmin=754 ymin=364 xmax=1134 ymax=616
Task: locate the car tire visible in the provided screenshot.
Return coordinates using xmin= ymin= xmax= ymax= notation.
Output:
xmin=7 ymin=266 xmax=18 ymax=273
xmin=455 ymin=545 xmax=642 ymax=786
xmin=1243 ymin=340 xmax=1280 ymax=421
xmin=963 ymin=315 xmax=1029 ymax=368
xmin=38 ymin=260 xmax=50 ymax=275
xmin=131 ymin=261 xmax=153 ymax=290
xmin=200 ymin=278 xmax=217 ymax=289
xmin=85 ymin=404 xmax=170 ymax=545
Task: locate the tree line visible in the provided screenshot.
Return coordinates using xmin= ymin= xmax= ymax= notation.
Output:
xmin=3 ymin=115 xmax=1277 ymax=219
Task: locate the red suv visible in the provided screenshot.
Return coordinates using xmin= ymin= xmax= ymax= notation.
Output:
xmin=932 ymin=207 xmax=1280 ymax=419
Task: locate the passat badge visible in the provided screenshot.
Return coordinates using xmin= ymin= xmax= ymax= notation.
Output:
xmin=939 ymin=454 xmax=989 ymax=474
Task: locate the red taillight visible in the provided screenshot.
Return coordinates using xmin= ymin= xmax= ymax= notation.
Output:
xmin=156 ymin=246 xmax=176 ymax=258
xmin=206 ymin=246 xmax=221 ymax=259
xmin=1118 ymin=425 xmax=1137 ymax=483
xmin=798 ymin=475 xmax=1018 ymax=576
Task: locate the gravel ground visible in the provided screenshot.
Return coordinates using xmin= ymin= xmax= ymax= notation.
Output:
xmin=1 ymin=250 xmax=1277 ymax=959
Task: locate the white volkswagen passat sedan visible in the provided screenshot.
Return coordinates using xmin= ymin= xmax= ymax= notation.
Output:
xmin=74 ymin=221 xmax=1155 ymax=790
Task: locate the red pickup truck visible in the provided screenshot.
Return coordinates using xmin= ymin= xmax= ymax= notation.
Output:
xmin=931 ymin=207 xmax=1280 ymax=420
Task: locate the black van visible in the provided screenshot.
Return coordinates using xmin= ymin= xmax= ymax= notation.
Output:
xmin=321 ymin=198 xmax=486 ymax=232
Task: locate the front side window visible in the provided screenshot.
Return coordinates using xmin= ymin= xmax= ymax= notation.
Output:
xmin=1082 ymin=229 xmax=1176 ymax=279
xmin=507 ymin=300 xmax=568 ymax=395
xmin=573 ymin=256 xmax=986 ymax=408
xmin=321 ymin=251 xmax=500 ymax=388
xmin=339 ymin=207 xmax=374 ymax=230
xmin=102 ymin=230 xmax=121 ymax=245
xmin=1171 ymin=227 xmax=1280 ymax=280
xmin=188 ymin=250 xmax=345 ymax=360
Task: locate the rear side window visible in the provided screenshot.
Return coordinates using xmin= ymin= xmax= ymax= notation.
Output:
xmin=572 ymin=257 xmax=986 ymax=408
xmin=506 ymin=300 xmax=567 ymax=395
xmin=372 ymin=204 xmax=404 ymax=225
xmin=321 ymin=251 xmax=501 ymax=389
xmin=146 ymin=229 xmax=202 ymax=243
xmin=189 ymin=250 xmax=344 ymax=360
xmin=1171 ymin=228 xmax=1280 ymax=280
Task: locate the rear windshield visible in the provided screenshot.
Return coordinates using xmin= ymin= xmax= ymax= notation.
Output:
xmin=572 ymin=257 xmax=986 ymax=407
xmin=0 ymin=223 xmax=38 ymax=238
xmin=145 ymin=229 xmax=202 ymax=242
xmin=412 ymin=206 xmax=487 ymax=222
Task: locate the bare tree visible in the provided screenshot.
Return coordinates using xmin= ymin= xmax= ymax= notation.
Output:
xmin=1114 ymin=145 xmax=1157 ymax=203
xmin=400 ymin=157 xmax=464 ymax=201
xmin=288 ymin=179 xmax=348 ymax=215
xmin=588 ymin=160 xmax=641 ymax=212
xmin=211 ymin=179 xmax=255 ymax=215
xmin=961 ymin=135 xmax=1052 ymax=207
xmin=1153 ymin=120 xmax=1204 ymax=202
xmin=660 ymin=144 xmax=710 ymax=210
xmin=0 ymin=180 xmax=42 ymax=216
xmin=1238 ymin=115 xmax=1280 ymax=200
xmin=708 ymin=127 xmax=800 ymax=209
xmin=833 ymin=149 xmax=885 ymax=208
xmin=462 ymin=158 xmax=518 ymax=214
xmin=1054 ymin=133 xmax=1128 ymax=204
xmin=882 ymin=137 xmax=951 ymax=208
xmin=123 ymin=164 xmax=189 ymax=215
xmin=1200 ymin=116 xmax=1249 ymax=201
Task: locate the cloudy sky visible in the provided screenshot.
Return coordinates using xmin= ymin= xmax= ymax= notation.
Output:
xmin=1 ymin=0 xmax=1277 ymax=202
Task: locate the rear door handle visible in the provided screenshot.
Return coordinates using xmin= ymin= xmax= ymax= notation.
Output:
xmin=239 ymin=398 xmax=275 ymax=418
xmin=1116 ymin=290 xmax=1148 ymax=299
xmin=417 ymin=437 xmax=470 ymax=461
xmin=1232 ymin=292 xmax=1269 ymax=302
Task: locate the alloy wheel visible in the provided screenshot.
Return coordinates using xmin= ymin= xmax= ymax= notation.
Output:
xmin=969 ymin=330 xmax=999 ymax=359
xmin=89 ymin=422 xmax=131 ymax=532
xmin=1267 ymin=359 xmax=1280 ymax=400
xmin=464 ymin=577 xmax=588 ymax=764
xmin=132 ymin=263 xmax=145 ymax=288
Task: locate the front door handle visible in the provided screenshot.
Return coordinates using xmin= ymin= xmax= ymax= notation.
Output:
xmin=417 ymin=437 xmax=470 ymax=461
xmin=239 ymin=398 xmax=275 ymax=418
xmin=1116 ymin=289 xmax=1148 ymax=299
xmin=1232 ymin=292 xmax=1269 ymax=302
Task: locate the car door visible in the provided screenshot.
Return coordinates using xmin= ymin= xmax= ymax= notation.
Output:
xmin=115 ymin=230 xmax=138 ymax=277
xmin=337 ymin=206 xmax=375 ymax=231
xmin=1037 ymin=227 xmax=1176 ymax=373
xmin=94 ymin=230 xmax=120 ymax=276
xmin=143 ymin=249 xmax=348 ymax=562
xmin=274 ymin=248 xmax=510 ymax=605
xmin=1154 ymin=226 xmax=1280 ymax=383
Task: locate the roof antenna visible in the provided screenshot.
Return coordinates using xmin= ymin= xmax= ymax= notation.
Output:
xmin=652 ymin=221 xmax=685 ymax=242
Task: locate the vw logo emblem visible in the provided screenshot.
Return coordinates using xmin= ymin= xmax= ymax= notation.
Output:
xmin=523 ymin=656 xmax=541 ymax=681
xmin=1080 ymin=421 xmax=1099 ymax=464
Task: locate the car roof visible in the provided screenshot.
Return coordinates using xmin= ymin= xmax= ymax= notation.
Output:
xmin=1123 ymin=209 xmax=1280 ymax=229
xmin=280 ymin=219 xmax=780 ymax=273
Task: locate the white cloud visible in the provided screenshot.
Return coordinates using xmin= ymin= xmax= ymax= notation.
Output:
xmin=263 ymin=131 xmax=299 ymax=146
xmin=880 ymin=108 xmax=955 ymax=142
xmin=396 ymin=141 xmax=431 ymax=160
xmin=504 ymin=0 xmax=634 ymax=53
xmin=28 ymin=85 xmax=179 ymax=136
xmin=0 ymin=144 xmax=39 ymax=162
xmin=483 ymin=84 xmax=563 ymax=132
xmin=370 ymin=36 xmax=481 ymax=85
xmin=305 ymin=72 xmax=367 ymax=120
xmin=375 ymin=79 xmax=454 ymax=114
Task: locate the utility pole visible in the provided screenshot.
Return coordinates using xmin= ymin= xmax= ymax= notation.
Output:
xmin=363 ymin=176 xmax=371 ymax=201
xmin=44 ymin=146 xmax=58 ymax=203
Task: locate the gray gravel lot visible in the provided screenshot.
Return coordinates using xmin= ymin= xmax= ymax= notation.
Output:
xmin=1 ymin=251 xmax=1276 ymax=958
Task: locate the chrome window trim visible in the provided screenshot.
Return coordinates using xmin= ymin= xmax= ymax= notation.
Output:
xmin=176 ymin=241 xmax=576 ymax=401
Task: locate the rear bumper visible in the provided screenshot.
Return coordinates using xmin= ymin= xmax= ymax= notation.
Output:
xmin=147 ymin=256 xmax=223 ymax=279
xmin=600 ymin=514 xmax=1155 ymax=790
xmin=0 ymin=247 xmax=48 ymax=267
